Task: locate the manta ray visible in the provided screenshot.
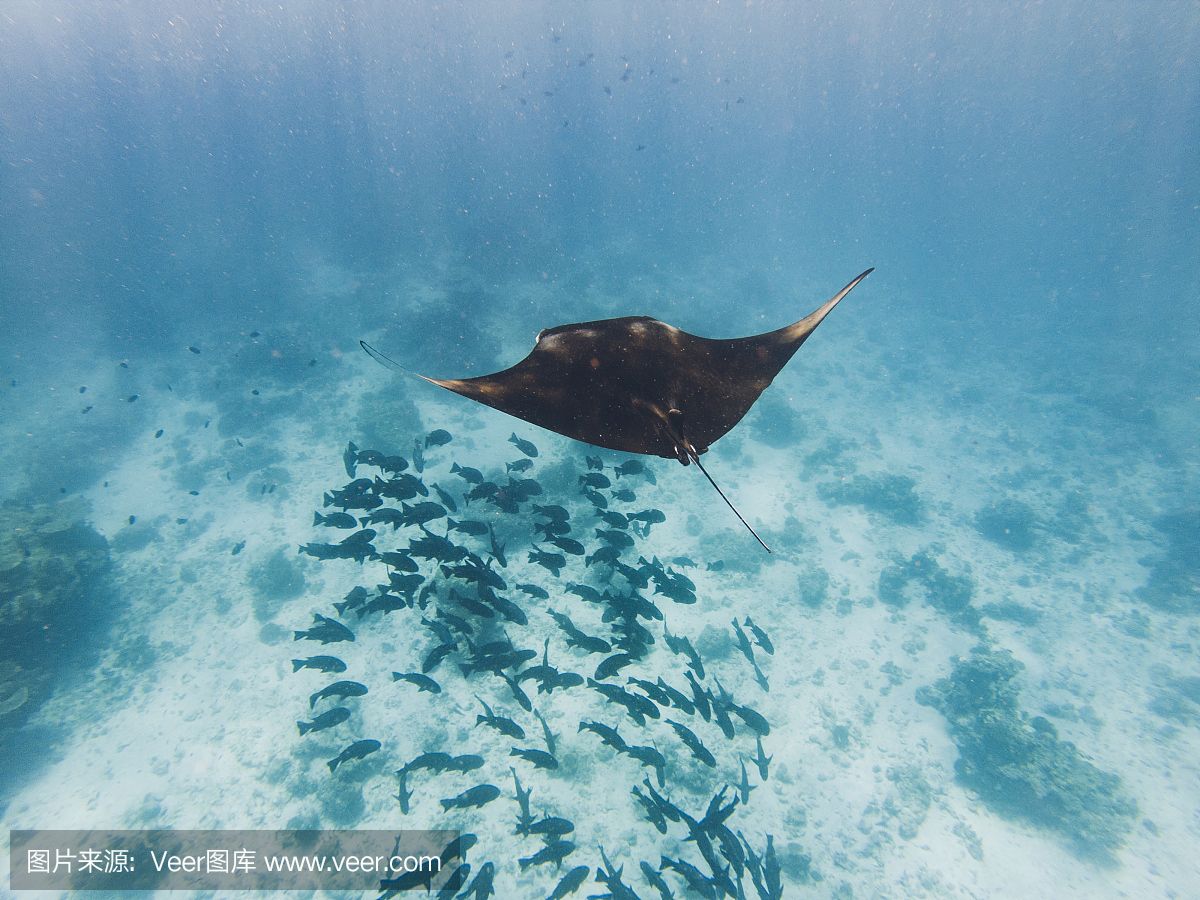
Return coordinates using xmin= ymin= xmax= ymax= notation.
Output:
xmin=361 ymin=268 xmax=872 ymax=552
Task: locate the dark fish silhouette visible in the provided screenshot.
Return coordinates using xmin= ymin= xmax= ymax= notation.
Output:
xmin=309 ymin=679 xmax=367 ymax=708
xmin=392 ymin=671 xmax=441 ymax=693
xmin=297 ymin=706 xmax=350 ymax=735
xmin=441 ymin=783 xmax=501 ymax=810
xmin=359 ymin=270 xmax=869 ymax=551
xmin=548 ymin=865 xmax=590 ymax=900
xmin=291 ymin=655 xmax=347 ymax=674
xmin=327 ymin=738 xmax=379 ymax=772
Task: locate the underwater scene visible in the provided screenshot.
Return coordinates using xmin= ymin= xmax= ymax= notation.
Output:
xmin=1 ymin=2 xmax=1197 ymax=898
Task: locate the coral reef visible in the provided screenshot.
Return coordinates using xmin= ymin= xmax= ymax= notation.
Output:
xmin=747 ymin=390 xmax=807 ymax=449
xmin=817 ymin=473 xmax=923 ymax=525
xmin=878 ymin=549 xmax=978 ymax=629
xmin=1135 ymin=510 xmax=1198 ymax=614
xmin=974 ymin=499 xmax=1039 ymax=552
xmin=916 ymin=646 xmax=1137 ymax=856
xmin=797 ymin=564 xmax=830 ymax=608
xmin=0 ymin=496 xmax=112 ymax=718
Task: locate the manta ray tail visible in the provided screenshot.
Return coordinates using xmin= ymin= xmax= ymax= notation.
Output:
xmin=689 ymin=451 xmax=772 ymax=554
xmin=360 ymin=341 xmax=441 ymax=387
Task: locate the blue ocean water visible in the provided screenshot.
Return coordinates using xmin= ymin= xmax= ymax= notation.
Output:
xmin=0 ymin=3 xmax=1197 ymax=897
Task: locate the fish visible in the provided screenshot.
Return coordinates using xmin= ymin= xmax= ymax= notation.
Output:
xmin=711 ymin=691 xmax=737 ymax=740
xmin=298 ymin=529 xmax=377 ymax=562
xmin=509 ymin=746 xmax=558 ymax=769
xmin=738 ymin=756 xmax=755 ymax=804
xmin=661 ymin=855 xmax=720 ymax=897
xmin=500 ymin=672 xmax=532 ymax=711
xmin=566 ymin=583 xmax=602 ymax=603
xmin=579 ymin=472 xmax=612 ymax=489
xmin=359 ymin=269 xmax=871 ymax=552
xmin=431 ymin=483 xmax=459 ymax=513
xmin=578 ymin=720 xmax=628 ymax=753
xmin=309 ymin=680 xmax=368 ymax=708
xmin=528 ymin=547 xmax=566 ymax=576
xmin=667 ymin=719 xmax=716 ymax=767
xmin=410 ymin=527 xmax=469 ymax=564
xmin=517 ymin=839 xmax=574 ymax=871
xmin=732 ymin=618 xmax=756 ymax=664
xmin=451 ymin=462 xmax=484 ymax=484
xmin=594 ymin=653 xmax=637 ymax=680
xmin=377 ymin=550 xmax=419 ymax=572
xmin=627 ymin=508 xmax=665 ymax=525
xmin=448 ymin=517 xmax=489 ymax=536
xmin=293 ymin=614 xmax=356 ymax=645
xmin=551 ymin=614 xmax=611 ymax=655
xmin=458 ymin=861 xmax=495 ymax=900
xmin=626 ymin=677 xmax=670 ymax=707
xmin=744 ymin=615 xmax=775 ymax=655
xmin=440 ymin=784 xmax=501 ymax=810
xmin=664 ymin=628 xmax=704 ymax=678
xmin=475 ymin=696 xmax=526 ymax=739
xmin=511 ymin=768 xmax=535 ymax=835
xmin=487 ymin=523 xmax=508 ymax=567
xmin=395 ymin=769 xmax=413 ymax=813
xmin=462 ymin=646 xmax=536 ymax=676
xmin=684 ymin=671 xmax=711 ymax=721
xmin=508 ymin=433 xmax=539 ymax=457
xmin=400 ymin=501 xmax=447 ymax=527
xmin=639 ymin=860 xmax=676 ymax=900
xmin=752 ymin=735 xmax=772 ymax=780
xmin=398 ymin=751 xmax=454 ymax=776
xmin=595 ymin=528 xmax=634 ymax=550
xmin=632 ymin=785 xmax=668 ymax=834
xmin=595 ymin=847 xmax=637 ymax=898
xmin=327 ymin=738 xmax=380 ymax=772
xmin=488 ymin=591 xmax=527 ymax=626
xmin=730 ymin=701 xmax=771 ymax=736
xmin=392 ymin=671 xmax=441 ymax=693
xmin=764 ymin=835 xmax=782 ymax=900
xmin=505 ymin=458 xmax=534 ymax=474
xmin=517 ymin=582 xmax=549 ymax=600
xmin=425 ymin=428 xmax=453 ymax=447
xmin=423 ymin=642 xmax=456 ymax=673
xmin=528 ymin=816 xmax=574 ymax=837
xmin=654 ymin=677 xmax=696 ymax=715
xmin=448 ymin=753 xmax=485 ymax=773
xmin=751 ymin=657 xmax=770 ymax=692
xmin=549 ymin=536 xmax=585 ymax=556
xmin=370 ymin=472 xmax=427 ymax=503
xmin=614 ymin=459 xmax=646 ymax=478
xmin=586 ymin=545 xmax=623 ymax=568
xmin=533 ymin=504 xmax=570 ymax=521
xmin=297 ymin=706 xmax=350 ymax=735
xmin=434 ymin=609 xmax=473 ymax=638
xmin=291 ymin=655 xmax=347 ymax=674
xmin=533 ymin=707 xmax=557 ymax=755
xmin=313 ymin=510 xmax=359 ymax=529
xmin=589 ymin=679 xmax=658 ymax=725
xmin=547 ymin=865 xmax=590 ymax=899
xmin=624 ymin=743 xmax=667 ymax=786
xmin=333 ymin=585 xmax=371 ymax=616
xmin=343 ymin=441 xmax=358 ymax=478
xmin=599 ymin=511 xmax=629 ymax=529
xmin=467 ymin=482 xmax=498 ymax=504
